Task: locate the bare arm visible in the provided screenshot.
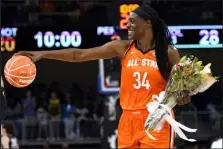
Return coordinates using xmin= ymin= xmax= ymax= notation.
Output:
xmin=168 ymin=45 xmax=181 ymax=68
xmin=18 ymin=40 xmax=129 ymax=62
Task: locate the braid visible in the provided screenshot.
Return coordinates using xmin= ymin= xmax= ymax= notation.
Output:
xmin=154 ymin=18 xmax=173 ymax=79
xmin=133 ymin=3 xmax=173 ymax=80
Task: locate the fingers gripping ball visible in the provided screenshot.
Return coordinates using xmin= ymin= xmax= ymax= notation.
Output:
xmin=4 ymin=56 xmax=36 ymax=88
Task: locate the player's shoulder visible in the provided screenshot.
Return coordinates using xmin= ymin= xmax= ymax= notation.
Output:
xmin=168 ymin=45 xmax=181 ymax=66
xmin=104 ymin=40 xmax=132 ymax=58
xmin=168 ymin=45 xmax=178 ymax=52
xmin=168 ymin=45 xmax=180 ymax=57
xmin=104 ymin=40 xmax=132 ymax=52
xmin=107 ymin=40 xmax=131 ymax=47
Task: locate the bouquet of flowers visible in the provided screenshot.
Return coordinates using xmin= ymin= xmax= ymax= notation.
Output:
xmin=144 ymin=55 xmax=218 ymax=142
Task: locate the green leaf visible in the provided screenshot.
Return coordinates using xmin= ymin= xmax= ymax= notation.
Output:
xmin=180 ymin=56 xmax=187 ymax=63
xmin=214 ymin=76 xmax=220 ymax=80
xmin=192 ymin=57 xmax=198 ymax=63
xmin=195 ymin=61 xmax=202 ymax=66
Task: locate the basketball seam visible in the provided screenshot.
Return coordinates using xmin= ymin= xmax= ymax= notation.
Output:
xmin=4 ymin=76 xmax=33 ymax=87
xmin=8 ymin=56 xmax=24 ymax=70
xmin=4 ymin=70 xmax=36 ymax=79
xmin=5 ymin=63 xmax=35 ymax=72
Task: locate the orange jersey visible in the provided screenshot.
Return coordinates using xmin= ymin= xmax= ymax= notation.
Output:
xmin=120 ymin=41 xmax=167 ymax=110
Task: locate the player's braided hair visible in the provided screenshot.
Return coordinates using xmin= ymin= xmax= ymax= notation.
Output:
xmin=133 ymin=1 xmax=173 ymax=80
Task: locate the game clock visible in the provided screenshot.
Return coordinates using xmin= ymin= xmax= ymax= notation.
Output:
xmin=0 ymin=27 xmax=87 ymax=52
xmin=34 ymin=31 xmax=82 ymax=48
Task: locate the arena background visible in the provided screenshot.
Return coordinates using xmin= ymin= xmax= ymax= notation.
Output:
xmin=1 ymin=0 xmax=223 ymax=148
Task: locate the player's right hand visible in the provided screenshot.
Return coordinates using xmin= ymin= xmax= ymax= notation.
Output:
xmin=14 ymin=51 xmax=43 ymax=62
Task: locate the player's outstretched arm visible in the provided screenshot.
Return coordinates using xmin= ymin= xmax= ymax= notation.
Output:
xmin=16 ymin=40 xmax=127 ymax=62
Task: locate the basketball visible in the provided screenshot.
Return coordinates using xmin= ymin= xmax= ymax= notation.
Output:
xmin=4 ymin=55 xmax=36 ymax=88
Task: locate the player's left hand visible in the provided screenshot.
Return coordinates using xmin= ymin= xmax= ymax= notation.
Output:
xmin=177 ymin=93 xmax=191 ymax=105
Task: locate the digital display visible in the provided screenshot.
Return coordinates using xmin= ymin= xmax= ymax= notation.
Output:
xmin=1 ymin=27 xmax=110 ymax=52
xmin=97 ymin=25 xmax=223 ymax=49
xmin=1 ymin=27 xmax=18 ymax=52
xmin=168 ymin=25 xmax=222 ymax=49
xmin=34 ymin=31 xmax=82 ymax=48
xmin=119 ymin=4 xmax=139 ymax=29
xmin=118 ymin=3 xmax=222 ymax=49
xmin=1 ymin=26 xmax=222 ymax=53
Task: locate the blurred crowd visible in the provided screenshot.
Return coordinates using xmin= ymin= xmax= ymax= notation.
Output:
xmin=3 ymin=80 xmax=222 ymax=142
xmin=1 ymin=0 xmax=222 ymax=26
xmin=4 ymin=82 xmax=104 ymax=140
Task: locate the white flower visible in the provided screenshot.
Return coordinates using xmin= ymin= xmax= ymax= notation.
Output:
xmin=201 ymin=63 xmax=211 ymax=74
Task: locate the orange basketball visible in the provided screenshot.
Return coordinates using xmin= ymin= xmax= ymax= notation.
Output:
xmin=4 ymin=55 xmax=36 ymax=88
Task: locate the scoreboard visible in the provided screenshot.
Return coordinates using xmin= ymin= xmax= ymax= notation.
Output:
xmin=1 ymin=25 xmax=222 ymax=94
xmin=1 ymin=26 xmax=110 ymax=52
xmin=168 ymin=25 xmax=222 ymax=49
xmin=117 ymin=3 xmax=222 ymax=48
xmin=1 ymin=28 xmax=17 ymax=52
xmin=97 ymin=25 xmax=223 ymax=49
xmin=1 ymin=24 xmax=222 ymax=95
xmin=1 ymin=27 xmax=83 ymax=52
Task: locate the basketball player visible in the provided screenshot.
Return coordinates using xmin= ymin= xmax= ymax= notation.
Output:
xmin=16 ymin=4 xmax=191 ymax=148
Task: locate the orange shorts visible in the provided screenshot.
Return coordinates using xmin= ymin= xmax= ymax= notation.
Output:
xmin=118 ymin=109 xmax=175 ymax=148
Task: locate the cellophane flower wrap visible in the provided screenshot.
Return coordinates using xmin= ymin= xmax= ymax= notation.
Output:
xmin=144 ymin=55 xmax=218 ymax=142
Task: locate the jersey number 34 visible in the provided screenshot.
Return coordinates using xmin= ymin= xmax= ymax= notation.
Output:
xmin=133 ymin=72 xmax=150 ymax=90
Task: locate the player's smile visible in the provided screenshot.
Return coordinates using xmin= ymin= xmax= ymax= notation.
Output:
xmin=127 ymin=12 xmax=145 ymax=40
xmin=127 ymin=22 xmax=137 ymax=40
xmin=128 ymin=30 xmax=134 ymax=39
xmin=127 ymin=13 xmax=137 ymax=39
